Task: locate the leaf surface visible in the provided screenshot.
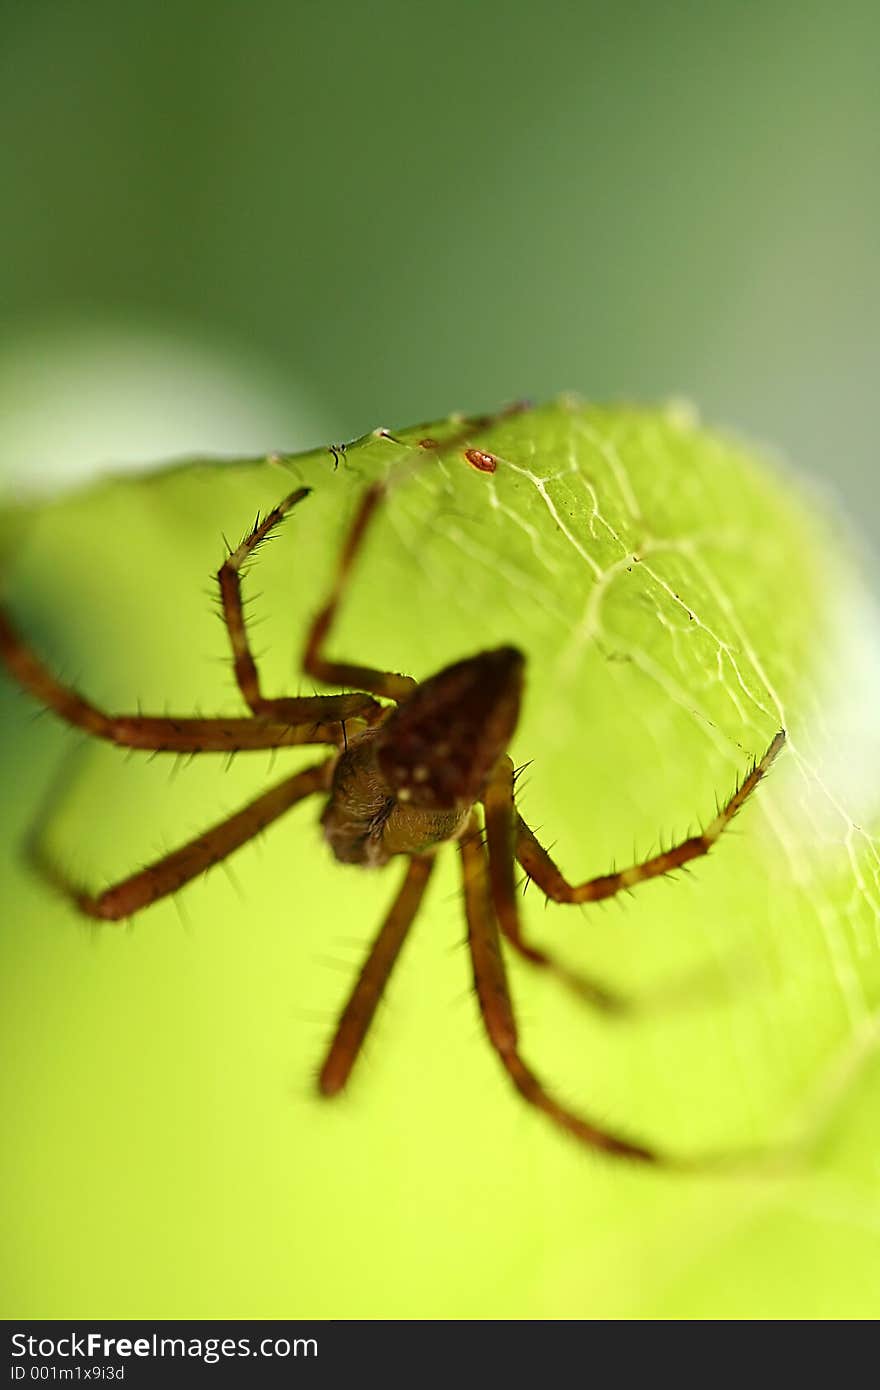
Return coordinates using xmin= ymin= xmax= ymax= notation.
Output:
xmin=2 ymin=400 xmax=879 ymax=1318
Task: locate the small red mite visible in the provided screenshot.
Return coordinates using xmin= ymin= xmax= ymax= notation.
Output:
xmin=464 ymin=448 xmax=497 ymax=473
xmin=0 ymin=414 xmax=785 ymax=1165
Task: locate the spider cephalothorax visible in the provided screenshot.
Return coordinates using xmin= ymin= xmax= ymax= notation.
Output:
xmin=0 ymin=419 xmax=784 ymax=1164
xmin=322 ymin=646 xmax=523 ymax=866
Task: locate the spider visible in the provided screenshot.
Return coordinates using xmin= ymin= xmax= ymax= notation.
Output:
xmin=0 ymin=431 xmax=785 ymax=1165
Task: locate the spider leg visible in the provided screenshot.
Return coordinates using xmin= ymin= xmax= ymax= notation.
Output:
xmin=459 ymin=814 xmax=655 ymax=1160
xmin=318 ymin=854 xmax=435 ymax=1095
xmin=515 ymin=730 xmax=786 ymax=905
xmin=302 ymin=481 xmax=418 ymax=703
xmin=217 ymin=485 xmax=383 ymax=725
xmin=303 ymin=403 xmax=531 ymax=704
xmin=0 ymin=605 xmax=364 ymax=751
xmin=482 ymin=757 xmax=628 ymax=1012
xmin=29 ymin=759 xmax=333 ymax=920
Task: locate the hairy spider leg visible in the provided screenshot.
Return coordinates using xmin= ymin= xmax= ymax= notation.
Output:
xmin=253 ymin=405 xmax=530 ymax=706
xmin=29 ymin=759 xmax=332 ymax=920
xmin=217 ymin=484 xmax=382 ymax=726
xmin=481 ymin=757 xmax=628 ymax=1011
xmin=302 ymin=480 xmax=418 ymax=703
xmin=459 ymin=815 xmax=655 ymax=1161
xmin=318 ymin=854 xmax=435 ymax=1095
xmin=515 ymin=729 xmax=786 ymax=904
xmin=0 ymin=605 xmax=368 ymax=752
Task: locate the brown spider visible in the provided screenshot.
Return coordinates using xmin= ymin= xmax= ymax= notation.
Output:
xmin=0 ymin=445 xmax=785 ymax=1165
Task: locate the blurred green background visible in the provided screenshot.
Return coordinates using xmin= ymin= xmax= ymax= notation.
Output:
xmin=2 ymin=0 xmax=880 ymax=1323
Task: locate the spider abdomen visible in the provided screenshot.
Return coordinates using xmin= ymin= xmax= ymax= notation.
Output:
xmin=375 ymin=646 xmax=524 ymax=811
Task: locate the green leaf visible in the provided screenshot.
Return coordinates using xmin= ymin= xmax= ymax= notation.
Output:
xmin=2 ymin=399 xmax=879 ymax=1318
